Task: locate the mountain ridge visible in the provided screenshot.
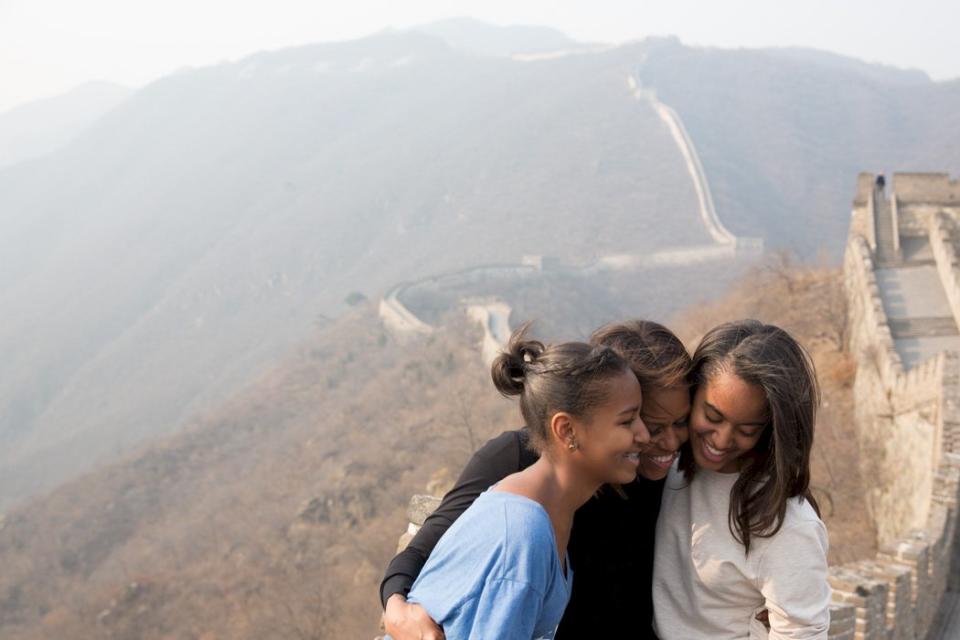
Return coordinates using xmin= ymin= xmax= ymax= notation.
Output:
xmin=2 ymin=26 xmax=960 ymax=507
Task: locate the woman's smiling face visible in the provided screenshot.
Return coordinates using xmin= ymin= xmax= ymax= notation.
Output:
xmin=573 ymin=369 xmax=648 ymax=486
xmin=636 ymin=385 xmax=690 ymax=481
xmin=688 ymin=369 xmax=768 ymax=473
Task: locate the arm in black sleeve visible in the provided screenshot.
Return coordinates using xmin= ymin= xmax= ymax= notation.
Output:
xmin=379 ymin=428 xmax=533 ymax=607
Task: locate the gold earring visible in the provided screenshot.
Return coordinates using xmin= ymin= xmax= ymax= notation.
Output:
xmin=567 ymin=439 xmax=578 ymax=451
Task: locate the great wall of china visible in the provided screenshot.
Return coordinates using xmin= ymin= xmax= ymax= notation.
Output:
xmin=831 ymin=173 xmax=960 ymax=639
xmin=378 ymin=84 xmax=762 ymax=345
xmin=384 ymin=172 xmax=960 ymax=638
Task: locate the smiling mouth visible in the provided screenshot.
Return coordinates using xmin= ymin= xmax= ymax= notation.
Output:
xmin=624 ymin=452 xmax=641 ymax=466
xmin=700 ymin=438 xmax=730 ymax=463
xmin=646 ymin=451 xmax=678 ymax=469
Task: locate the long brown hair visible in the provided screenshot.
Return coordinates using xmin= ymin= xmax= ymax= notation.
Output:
xmin=679 ymin=319 xmax=820 ymax=553
xmin=491 ymin=323 xmax=632 ymax=453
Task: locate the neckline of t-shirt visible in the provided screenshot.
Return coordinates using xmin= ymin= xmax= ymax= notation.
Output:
xmin=480 ymin=489 xmax=573 ymax=583
xmin=698 ymin=467 xmax=741 ymax=479
xmin=481 ymin=487 xmax=552 ymax=512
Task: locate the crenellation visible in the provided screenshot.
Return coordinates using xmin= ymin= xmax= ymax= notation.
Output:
xmin=854 ymin=173 xmax=877 ymax=206
xmin=829 ymin=566 xmax=889 ymax=640
xmin=830 ymin=603 xmax=858 ymax=639
xmin=837 ymin=172 xmax=960 ymax=639
xmin=858 ymin=559 xmax=915 ymax=640
xmin=891 ymin=354 xmax=943 ymax=409
xmin=844 ymin=235 xmax=904 ymax=387
xmin=892 ymin=174 xmax=960 ymax=205
xmin=929 ymin=212 xmax=960 ymax=330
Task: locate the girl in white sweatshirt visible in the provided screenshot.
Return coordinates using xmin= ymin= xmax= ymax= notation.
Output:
xmin=653 ymin=320 xmax=830 ymax=640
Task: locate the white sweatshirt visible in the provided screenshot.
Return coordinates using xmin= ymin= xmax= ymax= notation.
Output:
xmin=652 ymin=466 xmax=830 ymax=640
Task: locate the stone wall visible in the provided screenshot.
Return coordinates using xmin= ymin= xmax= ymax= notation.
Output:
xmin=930 ymin=213 xmax=960 ymax=329
xmin=831 ymin=174 xmax=960 ymax=639
xmin=844 ymin=236 xmax=902 ymax=382
xmin=892 ymin=174 xmax=960 ymax=205
xmin=897 ymin=203 xmax=960 ymax=237
xmin=854 ymin=172 xmax=877 ymax=207
xmin=851 ymin=173 xmax=960 ymax=245
xmin=379 ymin=283 xmax=434 ymax=339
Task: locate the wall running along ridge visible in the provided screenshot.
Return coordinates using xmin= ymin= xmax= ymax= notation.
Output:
xmin=830 ymin=173 xmax=960 ymax=639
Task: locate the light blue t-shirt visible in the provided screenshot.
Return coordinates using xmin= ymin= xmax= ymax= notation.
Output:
xmin=402 ymin=490 xmax=573 ymax=640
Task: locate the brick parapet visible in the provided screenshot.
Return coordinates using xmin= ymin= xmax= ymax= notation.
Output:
xmin=828 ymin=603 xmax=857 ymax=640
xmin=844 ymin=235 xmax=903 ymax=385
xmin=833 ymin=174 xmax=960 ymax=639
xmin=892 ymin=173 xmax=960 ymax=205
xmin=929 ymin=212 xmax=960 ymax=331
xmin=891 ymin=353 xmax=944 ymax=412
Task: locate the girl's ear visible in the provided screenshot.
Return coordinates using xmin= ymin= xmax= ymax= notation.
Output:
xmin=550 ymin=412 xmax=576 ymax=449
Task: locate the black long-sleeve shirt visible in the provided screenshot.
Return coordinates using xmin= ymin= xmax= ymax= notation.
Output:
xmin=379 ymin=428 xmax=664 ymax=639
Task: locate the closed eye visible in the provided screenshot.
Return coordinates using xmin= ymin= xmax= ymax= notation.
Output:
xmin=644 ymin=421 xmax=665 ymax=437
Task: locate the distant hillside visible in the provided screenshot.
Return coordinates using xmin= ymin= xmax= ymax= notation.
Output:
xmin=4 ymin=24 xmax=960 ymax=507
xmin=632 ymin=37 xmax=960 ymax=255
xmin=0 ymin=307 xmax=515 ymax=640
xmin=412 ymin=17 xmax=587 ymax=57
xmin=0 ymin=31 xmax=708 ymax=506
xmin=0 ymin=81 xmax=131 ymax=169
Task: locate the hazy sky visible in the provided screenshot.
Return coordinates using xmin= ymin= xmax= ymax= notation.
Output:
xmin=1 ymin=0 xmax=957 ymax=114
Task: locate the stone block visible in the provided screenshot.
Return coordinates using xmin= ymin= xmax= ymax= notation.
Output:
xmin=396 ymin=531 xmax=414 ymax=553
xmin=407 ymin=494 xmax=442 ymax=526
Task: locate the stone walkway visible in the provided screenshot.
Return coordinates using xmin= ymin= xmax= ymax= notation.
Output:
xmin=875 ymin=263 xmax=960 ymax=368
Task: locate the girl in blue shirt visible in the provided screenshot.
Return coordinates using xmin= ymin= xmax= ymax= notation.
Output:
xmin=397 ymin=323 xmax=649 ymax=639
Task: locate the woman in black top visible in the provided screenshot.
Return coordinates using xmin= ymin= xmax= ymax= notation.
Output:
xmin=380 ymin=320 xmax=693 ymax=639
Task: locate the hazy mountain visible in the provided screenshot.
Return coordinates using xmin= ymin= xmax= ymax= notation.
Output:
xmin=0 ymin=31 xmax=707 ymax=506
xmin=766 ymin=47 xmax=931 ymax=86
xmin=633 ymin=37 xmax=960 ymax=255
xmin=0 ymin=81 xmax=132 ymax=169
xmin=3 ymin=23 xmax=960 ymax=508
xmin=412 ymin=17 xmax=588 ymax=57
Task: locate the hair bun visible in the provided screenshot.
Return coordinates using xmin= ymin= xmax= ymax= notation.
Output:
xmin=491 ymin=323 xmax=543 ymax=396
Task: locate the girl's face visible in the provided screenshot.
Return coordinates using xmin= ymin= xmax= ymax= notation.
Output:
xmin=574 ymin=369 xmax=648 ymax=485
xmin=636 ymin=385 xmax=690 ymax=481
xmin=689 ymin=370 xmax=767 ymax=473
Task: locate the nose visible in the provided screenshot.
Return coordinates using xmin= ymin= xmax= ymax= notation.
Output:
xmin=711 ymin=424 xmax=733 ymax=450
xmin=633 ymin=414 xmax=651 ymax=446
xmin=658 ymin=424 xmax=680 ymax=452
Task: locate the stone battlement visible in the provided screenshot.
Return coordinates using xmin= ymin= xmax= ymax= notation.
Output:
xmin=835 ymin=172 xmax=960 ymax=639
xmin=893 ymin=174 xmax=960 ymax=205
xmin=855 ymin=173 xmax=960 ymax=208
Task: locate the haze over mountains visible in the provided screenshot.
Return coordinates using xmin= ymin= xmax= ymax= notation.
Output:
xmin=1 ymin=19 xmax=959 ymax=507
xmin=633 ymin=37 xmax=960 ymax=253
xmin=0 ymin=82 xmax=132 ymax=170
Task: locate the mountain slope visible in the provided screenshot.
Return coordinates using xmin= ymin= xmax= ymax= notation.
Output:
xmin=632 ymin=38 xmax=960 ymax=255
xmin=412 ymin=17 xmax=587 ymax=57
xmin=4 ymin=27 xmax=960 ymax=507
xmin=0 ymin=81 xmax=131 ymax=169
xmin=0 ymin=31 xmax=706 ymax=506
